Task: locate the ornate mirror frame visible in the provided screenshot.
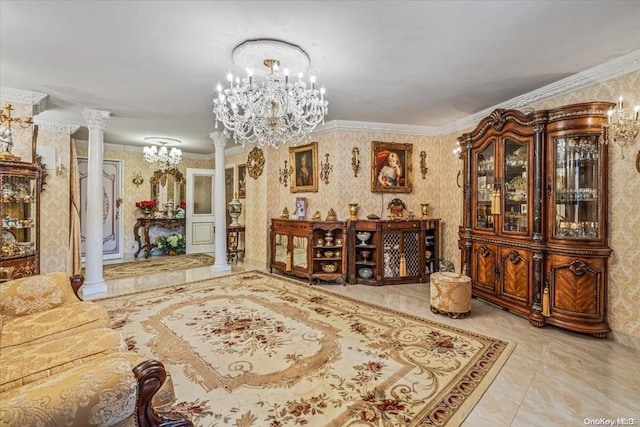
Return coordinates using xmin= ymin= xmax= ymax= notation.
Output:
xmin=151 ymin=168 xmax=185 ymax=205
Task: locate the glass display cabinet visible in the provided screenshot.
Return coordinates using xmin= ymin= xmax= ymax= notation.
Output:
xmin=270 ymin=219 xmax=347 ymax=284
xmin=459 ymin=102 xmax=613 ymax=337
xmin=348 ymin=219 xmax=440 ymax=286
xmin=1 ymin=160 xmax=41 ymax=281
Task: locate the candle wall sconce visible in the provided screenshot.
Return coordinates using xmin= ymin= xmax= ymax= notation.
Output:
xmin=279 ymin=160 xmax=293 ymax=187
xmin=56 ymin=159 xmax=67 ymax=177
xmin=320 ymin=153 xmax=333 ymax=184
xmin=351 ymin=147 xmax=360 ymax=177
xmin=419 ymin=151 xmax=428 ymax=179
xmin=132 ymin=173 xmax=144 ymax=187
xmin=600 ymin=95 xmax=640 ymax=159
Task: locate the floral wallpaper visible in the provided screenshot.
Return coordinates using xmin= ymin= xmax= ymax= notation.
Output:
xmin=3 ymin=68 xmax=639 ymax=345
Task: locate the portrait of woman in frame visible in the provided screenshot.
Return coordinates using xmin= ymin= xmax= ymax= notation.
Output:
xmin=371 ymin=141 xmax=413 ymax=193
xmin=290 ymin=142 xmax=319 ymax=193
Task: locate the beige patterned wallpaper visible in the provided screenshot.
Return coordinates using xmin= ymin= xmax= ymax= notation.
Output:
xmin=3 ymin=69 xmax=639 ymax=343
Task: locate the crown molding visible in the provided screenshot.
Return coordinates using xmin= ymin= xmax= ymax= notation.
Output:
xmin=32 ymin=118 xmax=81 ymax=135
xmin=0 ymin=86 xmax=49 ymax=115
xmin=315 ymin=120 xmax=440 ymax=136
xmin=74 ymin=139 xmax=213 ymax=160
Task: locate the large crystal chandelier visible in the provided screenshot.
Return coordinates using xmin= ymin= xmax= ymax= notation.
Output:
xmin=213 ymin=39 xmax=328 ymax=148
xmin=600 ymin=96 xmax=640 ymax=159
xmin=143 ymin=137 xmax=182 ymax=171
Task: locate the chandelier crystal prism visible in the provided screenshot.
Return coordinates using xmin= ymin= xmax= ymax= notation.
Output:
xmin=213 ymin=39 xmax=328 ymax=148
xmin=143 ymin=137 xmax=182 ymax=171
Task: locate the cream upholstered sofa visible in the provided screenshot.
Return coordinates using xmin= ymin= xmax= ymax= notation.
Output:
xmin=0 ymin=272 xmax=192 ymax=427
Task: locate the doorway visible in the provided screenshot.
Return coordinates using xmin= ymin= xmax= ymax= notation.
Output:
xmin=185 ymin=168 xmax=215 ymax=254
xmin=78 ymin=157 xmax=123 ymax=260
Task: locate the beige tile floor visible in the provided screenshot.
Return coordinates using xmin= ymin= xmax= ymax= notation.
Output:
xmin=90 ymin=257 xmax=640 ymax=426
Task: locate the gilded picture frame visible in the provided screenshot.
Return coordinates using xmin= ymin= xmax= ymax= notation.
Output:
xmin=371 ymin=141 xmax=413 ymax=193
xmin=237 ymin=164 xmax=247 ymax=199
xmin=290 ymin=142 xmax=318 ymax=193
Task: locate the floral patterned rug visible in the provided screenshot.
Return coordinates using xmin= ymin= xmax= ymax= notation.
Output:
xmin=98 ymin=271 xmax=514 ymax=426
xmin=97 ymin=253 xmax=215 ymax=280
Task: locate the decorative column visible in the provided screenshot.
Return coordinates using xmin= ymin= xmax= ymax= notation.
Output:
xmin=210 ymin=131 xmax=231 ymax=272
xmin=81 ymin=108 xmax=111 ymax=296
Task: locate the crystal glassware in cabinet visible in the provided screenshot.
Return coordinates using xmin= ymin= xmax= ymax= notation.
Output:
xmin=552 ymin=135 xmax=601 ymax=240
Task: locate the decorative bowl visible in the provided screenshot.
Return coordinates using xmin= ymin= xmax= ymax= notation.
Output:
xmin=358 ymin=267 xmax=373 ymax=279
xmin=322 ymin=263 xmax=337 ymax=273
xmin=335 ymin=238 xmax=343 ymax=246
xmin=360 ymin=250 xmax=371 ymax=261
xmin=316 ymin=238 xmax=325 ymax=246
xmin=324 ymin=251 xmax=334 ymax=258
xmin=356 ymin=232 xmax=371 ymax=245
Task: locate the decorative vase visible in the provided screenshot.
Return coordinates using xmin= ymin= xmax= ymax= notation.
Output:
xmin=420 ymin=203 xmax=430 ymax=219
xmin=168 ymin=250 xmax=177 ymax=256
xmin=142 ymin=208 xmax=153 ymax=218
xmin=228 ymin=196 xmax=242 ymax=227
xmin=348 ymin=203 xmax=359 ymax=220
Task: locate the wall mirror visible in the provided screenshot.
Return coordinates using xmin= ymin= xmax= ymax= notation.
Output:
xmin=151 ymin=168 xmax=185 ymax=208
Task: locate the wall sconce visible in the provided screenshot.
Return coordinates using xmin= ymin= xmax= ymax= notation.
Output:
xmin=55 ymin=159 xmax=67 ymax=177
xmin=600 ymin=96 xmax=640 ymax=159
xmin=351 ymin=147 xmax=360 ymax=177
xmin=419 ymin=151 xmax=428 ymax=179
xmin=132 ymin=173 xmax=144 ymax=187
xmin=279 ymin=160 xmax=293 ymax=187
xmin=320 ymin=153 xmax=333 ymax=184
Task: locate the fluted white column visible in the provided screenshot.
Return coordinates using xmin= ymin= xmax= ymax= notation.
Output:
xmin=81 ymin=108 xmax=111 ymax=296
xmin=210 ymin=132 xmax=231 ymax=272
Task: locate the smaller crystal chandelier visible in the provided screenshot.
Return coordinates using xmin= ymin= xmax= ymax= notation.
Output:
xmin=600 ymin=96 xmax=640 ymax=159
xmin=213 ymin=39 xmax=328 ymax=148
xmin=143 ymin=137 xmax=182 ymax=171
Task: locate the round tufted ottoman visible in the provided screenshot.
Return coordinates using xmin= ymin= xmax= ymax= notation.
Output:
xmin=430 ymin=272 xmax=472 ymax=319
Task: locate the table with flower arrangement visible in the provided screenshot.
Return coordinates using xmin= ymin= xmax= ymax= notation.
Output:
xmin=133 ymin=217 xmax=185 ymax=258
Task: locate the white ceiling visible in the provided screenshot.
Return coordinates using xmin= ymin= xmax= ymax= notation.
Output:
xmin=2 ymin=1 xmax=640 ymax=155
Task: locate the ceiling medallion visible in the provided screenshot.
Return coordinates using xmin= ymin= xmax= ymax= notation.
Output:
xmin=213 ymin=39 xmax=328 ymax=148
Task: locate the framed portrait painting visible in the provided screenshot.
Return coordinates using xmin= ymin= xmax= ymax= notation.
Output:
xmin=290 ymin=142 xmax=318 ymax=193
xmin=237 ymin=164 xmax=247 ymax=199
xmin=371 ymin=141 xmax=413 ymax=193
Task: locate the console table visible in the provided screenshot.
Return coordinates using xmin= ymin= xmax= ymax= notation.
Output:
xmin=134 ymin=217 xmax=185 ymax=258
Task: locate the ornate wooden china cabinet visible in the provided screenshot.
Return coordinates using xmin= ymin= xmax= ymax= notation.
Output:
xmin=1 ymin=160 xmax=41 ymax=280
xmin=458 ymin=102 xmax=613 ymax=337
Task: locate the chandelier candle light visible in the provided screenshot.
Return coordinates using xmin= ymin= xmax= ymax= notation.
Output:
xmin=213 ymin=39 xmax=328 ymax=148
xmin=600 ymin=96 xmax=640 ymax=159
xmin=143 ymin=137 xmax=183 ymax=171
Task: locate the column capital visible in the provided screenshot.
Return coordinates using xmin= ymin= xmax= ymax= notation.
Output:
xmin=82 ymin=108 xmax=111 ymax=130
xmin=210 ymin=131 xmax=228 ymax=149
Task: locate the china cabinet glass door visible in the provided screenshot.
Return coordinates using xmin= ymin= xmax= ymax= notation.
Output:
xmin=475 ymin=142 xmax=495 ymax=230
xmin=502 ymin=137 xmax=529 ymax=234
xmin=2 ymin=175 xmax=38 ymax=256
xmin=553 ymin=135 xmax=601 ymax=240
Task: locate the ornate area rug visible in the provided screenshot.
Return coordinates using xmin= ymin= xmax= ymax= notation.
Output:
xmin=97 ymin=253 xmax=215 ymax=280
xmin=98 ymin=271 xmax=514 ymax=426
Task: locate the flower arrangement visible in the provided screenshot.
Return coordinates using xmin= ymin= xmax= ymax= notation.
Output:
xmin=135 ymin=200 xmax=157 ymax=209
xmin=178 ymin=201 xmax=186 ymax=209
xmin=156 ymin=233 xmax=186 ymax=255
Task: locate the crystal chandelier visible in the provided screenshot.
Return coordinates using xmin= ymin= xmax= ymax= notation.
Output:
xmin=143 ymin=137 xmax=182 ymax=171
xmin=213 ymin=39 xmax=328 ymax=148
xmin=600 ymin=96 xmax=640 ymax=159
